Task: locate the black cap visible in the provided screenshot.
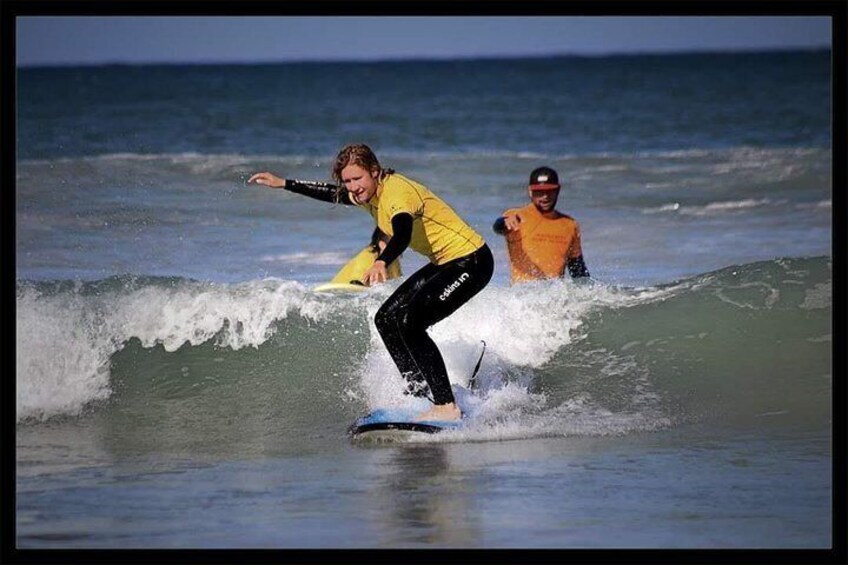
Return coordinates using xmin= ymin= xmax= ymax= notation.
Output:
xmin=528 ymin=166 xmax=560 ymax=190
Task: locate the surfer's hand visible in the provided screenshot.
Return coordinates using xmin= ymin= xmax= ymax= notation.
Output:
xmin=504 ymin=213 xmax=522 ymax=231
xmin=248 ymin=172 xmax=286 ymax=188
xmin=362 ymin=260 xmax=388 ymax=287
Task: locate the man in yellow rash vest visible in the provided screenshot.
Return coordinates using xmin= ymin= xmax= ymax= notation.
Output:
xmin=329 ymin=227 xmax=402 ymax=285
xmin=249 ymin=144 xmax=493 ymax=422
xmin=493 ymin=166 xmax=590 ymax=284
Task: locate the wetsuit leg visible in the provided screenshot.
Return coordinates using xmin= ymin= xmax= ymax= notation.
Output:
xmin=374 ymin=244 xmax=494 ymax=405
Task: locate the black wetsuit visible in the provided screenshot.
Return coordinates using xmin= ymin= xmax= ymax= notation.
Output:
xmin=284 ymin=179 xmax=493 ymax=405
xmin=375 ymin=238 xmax=493 ymax=404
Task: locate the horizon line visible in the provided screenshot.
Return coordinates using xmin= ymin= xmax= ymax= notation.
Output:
xmin=17 ymin=45 xmax=832 ymax=70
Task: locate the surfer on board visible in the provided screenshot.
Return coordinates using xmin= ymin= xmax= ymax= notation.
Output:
xmin=493 ymin=166 xmax=590 ymax=284
xmin=249 ymin=144 xmax=493 ymax=422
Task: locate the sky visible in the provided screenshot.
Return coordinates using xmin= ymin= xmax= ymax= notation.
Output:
xmin=16 ymin=16 xmax=832 ymax=67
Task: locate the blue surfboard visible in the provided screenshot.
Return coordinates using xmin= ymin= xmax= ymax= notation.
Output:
xmin=348 ymin=408 xmax=464 ymax=439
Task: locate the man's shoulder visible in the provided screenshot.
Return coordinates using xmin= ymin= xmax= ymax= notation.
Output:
xmin=502 ymin=203 xmax=534 ymax=216
xmin=549 ymin=212 xmax=581 ymax=233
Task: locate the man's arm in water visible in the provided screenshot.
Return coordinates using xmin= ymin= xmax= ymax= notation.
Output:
xmin=567 ymin=255 xmax=590 ymax=278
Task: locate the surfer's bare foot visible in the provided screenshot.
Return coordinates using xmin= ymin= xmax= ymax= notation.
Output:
xmin=416 ymin=402 xmax=462 ymax=421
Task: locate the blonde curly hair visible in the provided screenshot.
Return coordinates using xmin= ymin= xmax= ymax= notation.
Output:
xmin=331 ymin=144 xmax=393 ymax=186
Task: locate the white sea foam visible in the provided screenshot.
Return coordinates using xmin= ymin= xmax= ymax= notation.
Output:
xmin=259 ymin=251 xmax=349 ymax=265
xmin=795 ymin=199 xmax=832 ymax=210
xmin=16 ymin=287 xmax=113 ymax=422
xmin=14 ymin=272 xmax=689 ymax=426
xmin=15 ymin=278 xmax=338 ymax=422
xmin=352 ymin=278 xmax=676 ymax=439
xmin=800 ymin=281 xmax=832 ymax=310
xmin=642 ymin=198 xmax=776 ymax=216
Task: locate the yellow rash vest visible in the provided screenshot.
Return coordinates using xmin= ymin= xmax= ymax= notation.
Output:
xmin=354 ymin=173 xmax=485 ymax=266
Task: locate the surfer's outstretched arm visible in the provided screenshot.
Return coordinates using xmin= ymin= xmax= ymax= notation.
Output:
xmin=248 ymin=172 xmax=353 ymax=205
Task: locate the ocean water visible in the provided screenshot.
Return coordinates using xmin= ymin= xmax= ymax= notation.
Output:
xmin=15 ymin=51 xmax=834 ymax=550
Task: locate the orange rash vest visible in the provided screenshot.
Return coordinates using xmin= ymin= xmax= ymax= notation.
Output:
xmin=502 ymin=203 xmax=584 ymax=284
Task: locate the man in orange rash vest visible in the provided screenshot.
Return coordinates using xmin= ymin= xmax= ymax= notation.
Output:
xmin=493 ymin=166 xmax=590 ymax=284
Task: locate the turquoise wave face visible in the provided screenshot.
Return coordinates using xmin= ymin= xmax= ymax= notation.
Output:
xmin=17 ymin=257 xmax=831 ymax=455
xmin=539 ymin=256 xmax=832 ymax=432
